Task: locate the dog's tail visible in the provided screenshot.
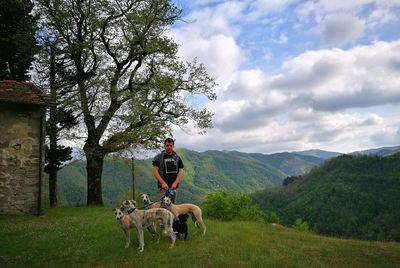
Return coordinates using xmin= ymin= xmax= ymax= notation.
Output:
xmin=195 ymin=211 xmax=206 ymax=236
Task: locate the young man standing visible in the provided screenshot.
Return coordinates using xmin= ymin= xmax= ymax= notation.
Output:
xmin=152 ymin=138 xmax=184 ymax=203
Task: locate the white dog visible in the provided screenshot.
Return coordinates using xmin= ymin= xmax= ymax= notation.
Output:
xmin=120 ymin=199 xmax=176 ymax=252
xmin=112 ymin=207 xmax=160 ymax=248
xmin=162 ymin=196 xmax=207 ymax=236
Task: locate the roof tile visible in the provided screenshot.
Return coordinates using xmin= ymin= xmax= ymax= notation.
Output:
xmin=0 ymin=80 xmax=53 ymax=107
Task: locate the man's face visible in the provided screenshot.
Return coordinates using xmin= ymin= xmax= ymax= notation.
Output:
xmin=164 ymin=141 xmax=174 ymax=154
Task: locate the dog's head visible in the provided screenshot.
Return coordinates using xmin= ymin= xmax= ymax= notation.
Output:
xmin=139 ymin=193 xmax=151 ymax=206
xmin=112 ymin=208 xmax=124 ymax=220
xmin=162 ymin=196 xmax=172 ymax=207
xmin=121 ymin=199 xmax=136 ymax=210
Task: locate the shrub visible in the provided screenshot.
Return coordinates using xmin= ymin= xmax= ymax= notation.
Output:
xmin=203 ymin=190 xmax=267 ymax=223
xmin=294 ymin=218 xmax=310 ymax=232
xmin=268 ymin=212 xmax=282 ymax=224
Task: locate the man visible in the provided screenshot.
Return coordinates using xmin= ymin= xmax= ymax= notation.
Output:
xmin=152 ymin=138 xmax=184 ymax=203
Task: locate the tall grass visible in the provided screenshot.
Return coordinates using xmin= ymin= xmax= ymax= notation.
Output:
xmin=1 ymin=206 xmax=399 ymax=267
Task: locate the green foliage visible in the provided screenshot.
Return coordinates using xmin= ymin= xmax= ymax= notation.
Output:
xmin=251 ymin=153 xmax=400 ymax=241
xmin=0 ymin=0 xmax=37 ymax=80
xmin=44 ymin=145 xmax=73 ymax=172
xmin=267 ymin=212 xmax=282 ymax=224
xmin=203 ymin=190 xmax=267 ymax=223
xmin=1 ymin=207 xmax=400 ymax=268
xmin=293 ymin=218 xmax=310 ymax=232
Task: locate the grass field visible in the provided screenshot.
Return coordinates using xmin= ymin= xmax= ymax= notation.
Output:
xmin=1 ymin=206 xmax=399 ymax=267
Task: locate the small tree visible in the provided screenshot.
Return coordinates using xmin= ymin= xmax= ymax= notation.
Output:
xmin=293 ymin=218 xmax=310 ymax=232
xmin=33 ymin=36 xmax=78 ymax=206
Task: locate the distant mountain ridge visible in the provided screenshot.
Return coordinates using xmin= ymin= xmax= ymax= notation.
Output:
xmin=293 ymin=145 xmax=400 ymax=159
xmin=292 ymin=149 xmax=341 ymax=159
xmin=350 ymin=145 xmax=400 ymax=156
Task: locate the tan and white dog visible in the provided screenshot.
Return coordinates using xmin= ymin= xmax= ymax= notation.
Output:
xmin=139 ymin=193 xmax=162 ymax=209
xmin=112 ymin=207 xmax=160 ymax=249
xmin=162 ymin=196 xmax=207 ymax=236
xmin=120 ymin=199 xmax=176 ymax=252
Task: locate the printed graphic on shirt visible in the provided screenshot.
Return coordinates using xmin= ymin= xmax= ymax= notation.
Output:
xmin=164 ymin=158 xmax=178 ymax=174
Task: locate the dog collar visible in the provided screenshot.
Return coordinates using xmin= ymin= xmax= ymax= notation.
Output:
xmin=127 ymin=208 xmax=136 ymax=214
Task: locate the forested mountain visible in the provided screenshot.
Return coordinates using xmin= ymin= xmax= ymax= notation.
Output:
xmin=57 ymin=148 xmax=324 ymax=206
xmin=251 ymin=152 xmax=400 ymax=241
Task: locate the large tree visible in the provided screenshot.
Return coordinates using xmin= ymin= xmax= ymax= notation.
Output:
xmin=0 ymin=0 xmax=37 ymax=81
xmin=36 ymin=0 xmax=217 ymax=205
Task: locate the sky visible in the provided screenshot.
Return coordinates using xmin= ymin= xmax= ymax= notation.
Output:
xmin=166 ymin=0 xmax=400 ymax=154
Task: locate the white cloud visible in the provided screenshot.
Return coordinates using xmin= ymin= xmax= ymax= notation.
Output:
xmin=173 ymin=40 xmax=400 ymax=153
xmin=169 ymin=1 xmax=400 ymax=154
xmin=321 ymin=14 xmax=365 ymax=46
xmin=367 ymin=8 xmax=398 ymax=28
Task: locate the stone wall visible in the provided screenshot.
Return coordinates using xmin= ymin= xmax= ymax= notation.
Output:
xmin=0 ymin=104 xmax=45 ymax=215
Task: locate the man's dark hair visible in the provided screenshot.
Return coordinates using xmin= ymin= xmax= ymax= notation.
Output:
xmin=164 ymin=138 xmax=175 ymax=144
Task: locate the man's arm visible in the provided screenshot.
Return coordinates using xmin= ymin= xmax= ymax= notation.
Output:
xmin=171 ymin=168 xmax=183 ymax=190
xmin=153 ymin=166 xmax=168 ymax=189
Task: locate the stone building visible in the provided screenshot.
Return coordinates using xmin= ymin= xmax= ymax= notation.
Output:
xmin=0 ymin=80 xmax=52 ymax=215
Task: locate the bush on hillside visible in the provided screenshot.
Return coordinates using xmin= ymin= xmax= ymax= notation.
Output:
xmin=293 ymin=218 xmax=310 ymax=232
xmin=203 ymin=190 xmax=267 ymax=222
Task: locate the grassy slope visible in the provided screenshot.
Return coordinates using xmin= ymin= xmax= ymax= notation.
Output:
xmin=1 ymin=207 xmax=399 ymax=268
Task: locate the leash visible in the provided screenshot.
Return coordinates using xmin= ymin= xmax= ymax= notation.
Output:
xmin=137 ymin=188 xmax=175 ymax=209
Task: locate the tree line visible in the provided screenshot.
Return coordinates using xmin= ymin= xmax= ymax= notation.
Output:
xmin=251 ymin=153 xmax=400 ymax=241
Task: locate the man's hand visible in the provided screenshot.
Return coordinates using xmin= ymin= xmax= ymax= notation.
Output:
xmin=161 ymin=182 xmax=168 ymax=190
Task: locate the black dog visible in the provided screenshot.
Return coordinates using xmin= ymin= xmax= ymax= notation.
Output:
xmin=173 ymin=214 xmax=189 ymax=240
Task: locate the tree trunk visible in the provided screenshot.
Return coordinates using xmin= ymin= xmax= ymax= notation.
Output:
xmin=131 ymin=157 xmax=135 ymax=200
xmin=48 ymin=158 xmax=58 ymax=206
xmin=48 ymin=44 xmax=58 ymax=206
xmin=85 ymin=148 xmax=105 ymax=205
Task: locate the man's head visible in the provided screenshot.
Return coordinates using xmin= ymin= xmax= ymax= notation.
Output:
xmin=164 ymin=138 xmax=175 ymax=155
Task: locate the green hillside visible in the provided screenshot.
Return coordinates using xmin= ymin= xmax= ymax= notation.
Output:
xmin=251 ymin=153 xmax=400 ymax=241
xmin=247 ymin=151 xmax=325 ymax=176
xmin=59 ymin=148 xmax=320 ymax=206
xmin=1 ymin=206 xmax=399 ymax=268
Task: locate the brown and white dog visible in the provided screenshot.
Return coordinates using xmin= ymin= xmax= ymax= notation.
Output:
xmin=120 ymin=199 xmax=176 ymax=252
xmin=139 ymin=193 xmax=162 ymax=209
xmin=112 ymin=207 xmax=160 ymax=249
xmin=162 ymin=196 xmax=207 ymax=236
